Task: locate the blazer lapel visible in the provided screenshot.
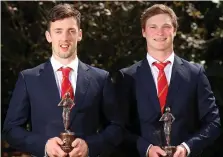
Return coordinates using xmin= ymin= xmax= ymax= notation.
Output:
xmin=39 ymin=60 xmax=61 ymax=107
xmin=70 ymin=61 xmax=90 ymax=125
xmin=166 ymin=55 xmax=184 ymax=108
xmin=137 ymin=59 xmax=161 ymax=113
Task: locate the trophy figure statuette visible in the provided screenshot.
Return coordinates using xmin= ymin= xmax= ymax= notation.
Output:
xmin=58 ymin=92 xmax=75 ymax=153
xmin=159 ymin=107 xmax=176 ymax=157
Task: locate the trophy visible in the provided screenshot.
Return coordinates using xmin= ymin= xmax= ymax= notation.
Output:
xmin=58 ymin=92 xmax=75 ymax=153
xmin=159 ymin=107 xmax=176 ymax=157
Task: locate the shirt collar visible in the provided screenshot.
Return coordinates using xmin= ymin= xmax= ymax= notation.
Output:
xmin=146 ymin=52 xmax=175 ymax=67
xmin=50 ymin=55 xmax=79 ymax=72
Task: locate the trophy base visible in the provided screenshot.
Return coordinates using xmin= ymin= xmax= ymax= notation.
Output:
xmin=60 ymin=132 xmax=75 ymax=153
xmin=161 ymin=146 xmax=176 ymax=157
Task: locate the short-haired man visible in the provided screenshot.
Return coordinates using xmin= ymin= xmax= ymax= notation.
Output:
xmin=3 ymin=3 xmax=124 ymax=157
xmin=116 ymin=4 xmax=221 ymax=157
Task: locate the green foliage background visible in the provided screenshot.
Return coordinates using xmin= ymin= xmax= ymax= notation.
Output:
xmin=1 ymin=1 xmax=223 ymax=156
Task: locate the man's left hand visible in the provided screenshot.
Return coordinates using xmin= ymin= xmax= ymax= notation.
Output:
xmin=173 ymin=145 xmax=187 ymax=157
xmin=69 ymin=138 xmax=88 ymax=157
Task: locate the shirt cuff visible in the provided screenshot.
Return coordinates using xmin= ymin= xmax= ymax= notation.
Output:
xmin=145 ymin=144 xmax=153 ymax=157
xmin=181 ymin=142 xmax=190 ymax=156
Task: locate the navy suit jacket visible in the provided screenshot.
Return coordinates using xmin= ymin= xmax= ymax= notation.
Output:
xmin=3 ymin=60 xmax=124 ymax=157
xmin=115 ymin=55 xmax=221 ymax=157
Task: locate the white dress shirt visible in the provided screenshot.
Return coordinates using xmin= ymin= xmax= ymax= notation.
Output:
xmin=145 ymin=52 xmax=190 ymax=156
xmin=146 ymin=52 xmax=174 ymax=93
xmin=50 ymin=56 xmax=78 ymax=97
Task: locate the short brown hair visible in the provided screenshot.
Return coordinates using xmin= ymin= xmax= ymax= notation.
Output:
xmin=140 ymin=4 xmax=178 ymax=31
xmin=47 ymin=3 xmax=81 ymax=30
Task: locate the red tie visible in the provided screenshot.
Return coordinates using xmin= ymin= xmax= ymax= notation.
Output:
xmin=153 ymin=62 xmax=170 ymax=113
xmin=60 ymin=67 xmax=74 ymax=100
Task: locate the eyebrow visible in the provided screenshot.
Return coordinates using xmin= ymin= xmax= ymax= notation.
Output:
xmin=53 ymin=28 xmax=62 ymax=31
xmin=54 ymin=28 xmax=76 ymax=30
xmin=53 ymin=28 xmax=77 ymax=31
xmin=147 ymin=23 xmax=172 ymax=28
xmin=68 ymin=28 xmax=76 ymax=31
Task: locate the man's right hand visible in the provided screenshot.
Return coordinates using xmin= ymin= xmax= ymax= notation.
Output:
xmin=148 ymin=145 xmax=167 ymax=157
xmin=45 ymin=137 xmax=67 ymax=157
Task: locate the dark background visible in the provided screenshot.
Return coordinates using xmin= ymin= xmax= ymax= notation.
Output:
xmin=1 ymin=1 xmax=223 ymax=156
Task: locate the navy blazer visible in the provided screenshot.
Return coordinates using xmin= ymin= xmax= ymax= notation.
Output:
xmin=115 ymin=55 xmax=221 ymax=157
xmin=3 ymin=60 xmax=124 ymax=157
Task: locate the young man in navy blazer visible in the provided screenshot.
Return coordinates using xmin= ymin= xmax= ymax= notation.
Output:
xmin=3 ymin=3 xmax=124 ymax=157
xmin=115 ymin=4 xmax=221 ymax=157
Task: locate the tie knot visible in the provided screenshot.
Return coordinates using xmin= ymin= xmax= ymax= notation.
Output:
xmin=59 ymin=67 xmax=72 ymax=77
xmin=153 ymin=61 xmax=170 ymax=71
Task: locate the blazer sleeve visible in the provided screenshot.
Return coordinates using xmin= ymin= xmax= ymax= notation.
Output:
xmin=85 ymin=72 xmax=125 ymax=157
xmin=115 ymin=70 xmax=151 ymax=157
xmin=3 ymin=72 xmax=50 ymax=157
xmin=185 ymin=66 xmax=221 ymax=156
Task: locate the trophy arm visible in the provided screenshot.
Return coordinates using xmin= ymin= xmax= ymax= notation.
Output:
xmin=58 ymin=99 xmax=65 ymax=107
xmin=68 ymin=100 xmax=75 ymax=109
xmin=171 ymin=115 xmax=175 ymax=122
xmin=159 ymin=114 xmax=165 ymax=121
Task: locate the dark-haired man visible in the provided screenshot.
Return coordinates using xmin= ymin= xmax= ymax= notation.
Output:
xmin=3 ymin=3 xmax=124 ymax=157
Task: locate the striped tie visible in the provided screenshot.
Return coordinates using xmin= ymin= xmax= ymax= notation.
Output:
xmin=60 ymin=67 xmax=74 ymax=101
xmin=153 ymin=62 xmax=170 ymax=113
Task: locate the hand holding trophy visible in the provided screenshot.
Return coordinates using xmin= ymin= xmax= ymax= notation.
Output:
xmin=58 ymin=92 xmax=75 ymax=153
xmin=159 ymin=107 xmax=176 ymax=157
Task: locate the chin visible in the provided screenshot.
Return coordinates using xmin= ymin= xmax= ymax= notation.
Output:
xmin=153 ymin=46 xmax=166 ymax=51
xmin=155 ymin=43 xmax=172 ymax=50
xmin=58 ymin=53 xmax=72 ymax=59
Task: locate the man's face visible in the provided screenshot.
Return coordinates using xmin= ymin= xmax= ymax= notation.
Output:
xmin=45 ymin=17 xmax=82 ymax=59
xmin=142 ymin=14 xmax=176 ymax=52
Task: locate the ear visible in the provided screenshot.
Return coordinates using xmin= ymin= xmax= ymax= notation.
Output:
xmin=173 ymin=27 xmax=177 ymax=37
xmin=142 ymin=28 xmax=146 ymax=38
xmin=173 ymin=30 xmax=177 ymax=37
xmin=77 ymin=29 xmax=82 ymax=42
xmin=45 ymin=31 xmax=52 ymax=43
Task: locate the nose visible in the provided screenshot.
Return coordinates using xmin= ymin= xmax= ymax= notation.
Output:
xmin=61 ymin=31 xmax=70 ymax=41
xmin=156 ymin=28 xmax=164 ymax=36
